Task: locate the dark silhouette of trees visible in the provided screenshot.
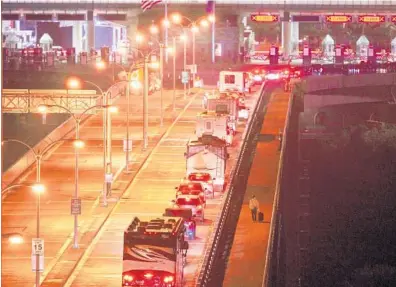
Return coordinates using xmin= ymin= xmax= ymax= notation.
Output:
xmin=306 ymin=124 xmax=396 ymax=287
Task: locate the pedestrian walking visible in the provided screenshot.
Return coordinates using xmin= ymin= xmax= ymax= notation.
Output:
xmin=278 ymin=129 xmax=283 ymax=151
xmin=249 ymin=195 xmax=259 ymax=222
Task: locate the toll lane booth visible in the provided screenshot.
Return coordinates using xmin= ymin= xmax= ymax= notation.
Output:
xmin=335 ymin=45 xmax=345 ymax=65
xmin=302 ymin=46 xmax=311 ymax=66
xmin=269 ymin=46 xmax=279 ymax=65
xmin=367 ymin=45 xmax=376 ymax=65
xmin=322 ymin=34 xmax=335 ymax=61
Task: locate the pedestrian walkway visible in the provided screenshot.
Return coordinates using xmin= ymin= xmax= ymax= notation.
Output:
xmin=222 ymin=92 xmax=290 ymax=287
xmin=1 ymin=88 xmax=198 ymax=286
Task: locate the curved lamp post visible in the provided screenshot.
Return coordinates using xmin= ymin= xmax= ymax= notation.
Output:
xmin=67 ymin=78 xmax=123 ymax=206
xmin=1 ymin=139 xmax=79 ymax=287
xmin=37 ymin=103 xmax=117 ymax=247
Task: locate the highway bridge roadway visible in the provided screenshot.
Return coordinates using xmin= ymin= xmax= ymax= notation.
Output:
xmin=1 ymin=84 xmax=261 ymax=286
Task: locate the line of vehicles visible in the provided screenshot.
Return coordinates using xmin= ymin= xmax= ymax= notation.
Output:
xmin=121 ymin=71 xmax=254 ymax=287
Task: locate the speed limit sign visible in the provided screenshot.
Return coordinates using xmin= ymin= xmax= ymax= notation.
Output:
xmin=32 ymin=238 xmax=44 ymax=256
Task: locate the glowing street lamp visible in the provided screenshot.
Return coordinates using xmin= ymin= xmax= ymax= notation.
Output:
xmin=200 ymin=19 xmax=209 ymax=27
xmin=162 ymin=19 xmax=170 ymax=27
xmin=73 ymin=139 xmax=85 ymax=149
xmin=96 ymin=61 xmax=106 ymax=70
xmin=171 ymin=13 xmax=182 ymax=24
xmin=136 ymin=34 xmax=144 ymax=43
xmin=107 ymin=105 xmax=119 ymax=113
xmin=8 ymin=233 xmax=24 ymax=245
xmin=67 ymin=77 xmax=81 ymax=89
xmin=150 ymin=25 xmax=159 ymax=34
xmin=32 ymin=183 xmax=45 ymax=194
xmin=208 ymin=14 xmax=215 ymax=22
xmin=37 ymin=105 xmax=47 ymax=114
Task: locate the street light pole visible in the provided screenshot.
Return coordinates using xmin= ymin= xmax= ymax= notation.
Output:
xmin=35 ymin=155 xmax=41 ymax=287
xmin=183 ymin=30 xmax=187 ymax=100
xmin=143 ymin=57 xmax=149 ymax=149
xmin=173 ymin=36 xmax=176 ymax=112
xmin=73 ymin=120 xmax=80 ymax=249
xmin=106 ymin=91 xmax=112 ymax=196
xmin=160 ymin=43 xmax=164 ymax=127
xmin=125 ymin=76 xmax=131 ymax=172
xmin=192 ymin=29 xmax=196 ymax=84
xmin=102 ymin=92 xmax=108 ymax=206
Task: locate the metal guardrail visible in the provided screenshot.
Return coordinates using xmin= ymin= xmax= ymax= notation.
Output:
xmin=262 ymin=85 xmax=294 ymax=287
xmin=196 ymin=82 xmax=271 ymax=286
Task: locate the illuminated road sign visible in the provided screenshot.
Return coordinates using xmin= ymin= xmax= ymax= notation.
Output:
xmin=251 ymin=13 xmax=279 ymax=23
xmin=326 ymin=15 xmax=352 ymax=23
xmin=358 ymin=15 xmax=385 ymax=23
xmin=391 ymin=16 xmax=396 ymax=23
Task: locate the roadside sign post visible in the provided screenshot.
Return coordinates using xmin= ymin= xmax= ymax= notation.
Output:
xmin=71 ymin=198 xmax=81 ymax=215
xmin=182 ymin=71 xmax=189 ymax=84
xmin=31 ymin=238 xmax=44 ymax=272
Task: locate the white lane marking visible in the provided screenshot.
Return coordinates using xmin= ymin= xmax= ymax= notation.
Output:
xmin=63 ymin=92 xmax=201 ymax=287
xmin=37 ymin=221 xmax=84 ymax=286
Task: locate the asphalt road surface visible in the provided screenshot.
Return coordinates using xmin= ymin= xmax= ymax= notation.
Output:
xmin=2 ymin=84 xmax=261 ymax=287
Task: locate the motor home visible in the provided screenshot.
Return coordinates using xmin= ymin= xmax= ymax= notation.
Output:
xmin=185 ymin=135 xmax=228 ymax=192
xmin=196 ymin=111 xmax=233 ymax=145
xmin=204 ymin=92 xmax=248 ymax=131
xmin=218 ymin=71 xmax=253 ymax=93
xmin=122 ymin=217 xmax=188 ymax=287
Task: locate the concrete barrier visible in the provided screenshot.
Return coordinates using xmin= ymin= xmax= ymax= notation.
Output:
xmin=301 ymin=73 xmax=396 ymax=94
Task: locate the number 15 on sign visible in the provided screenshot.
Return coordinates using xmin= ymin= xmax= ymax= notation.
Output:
xmin=32 ymin=238 xmax=44 ymax=255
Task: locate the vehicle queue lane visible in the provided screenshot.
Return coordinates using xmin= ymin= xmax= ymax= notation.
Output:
xmin=59 ymin=87 xmax=261 ymax=287
xmin=1 ymin=89 xmax=193 ymax=287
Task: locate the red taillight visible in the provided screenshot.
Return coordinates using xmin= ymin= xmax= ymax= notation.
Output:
xmin=123 ymin=275 xmax=134 ymax=282
xmin=164 ymin=275 xmax=174 ymax=283
xmin=144 ymin=273 xmax=154 ymax=279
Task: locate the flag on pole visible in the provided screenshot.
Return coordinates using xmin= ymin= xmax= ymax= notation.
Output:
xmin=206 ymin=0 xmax=215 ymax=13
xmin=141 ymin=0 xmax=162 ymax=12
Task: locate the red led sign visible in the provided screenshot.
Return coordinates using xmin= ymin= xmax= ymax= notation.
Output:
xmin=326 ymin=15 xmax=352 ymax=23
xmin=251 ymin=13 xmax=279 ymax=23
xmin=391 ymin=16 xmax=396 ymax=23
xmin=358 ymin=15 xmax=385 ymax=23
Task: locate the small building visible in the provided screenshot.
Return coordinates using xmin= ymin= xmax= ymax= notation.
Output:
xmin=356 ymin=35 xmax=370 ymax=58
xmin=391 ymin=37 xmax=396 ymax=57
xmin=322 ymin=34 xmax=335 ymax=58
xmin=39 ymin=33 xmax=53 ymax=52
xmin=4 ymin=33 xmax=22 ymax=49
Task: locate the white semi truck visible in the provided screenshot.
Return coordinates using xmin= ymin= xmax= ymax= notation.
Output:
xmin=195 ymin=111 xmax=233 ymax=145
xmin=185 ymin=135 xmax=228 ymax=192
xmin=122 ymin=217 xmax=188 ymax=287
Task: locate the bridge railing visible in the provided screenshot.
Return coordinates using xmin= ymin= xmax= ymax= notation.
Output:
xmin=262 ymin=83 xmax=295 ymax=287
xmin=196 ymin=82 xmax=270 ymax=286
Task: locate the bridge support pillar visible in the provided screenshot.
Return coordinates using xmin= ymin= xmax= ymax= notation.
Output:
xmin=87 ymin=10 xmax=95 ymax=51
xmin=291 ymin=21 xmax=299 ymax=55
xmin=282 ymin=16 xmax=292 ymax=60
xmin=72 ymin=21 xmax=83 ymax=55
xmin=126 ymin=10 xmax=139 ymax=60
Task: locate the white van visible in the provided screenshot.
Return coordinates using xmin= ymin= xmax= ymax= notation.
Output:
xmin=218 ymin=71 xmax=253 ymax=93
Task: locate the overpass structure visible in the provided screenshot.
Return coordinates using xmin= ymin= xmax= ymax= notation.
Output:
xmin=2 ymin=0 xmax=395 ymax=11
xmin=3 ymin=0 xmax=396 ymax=60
